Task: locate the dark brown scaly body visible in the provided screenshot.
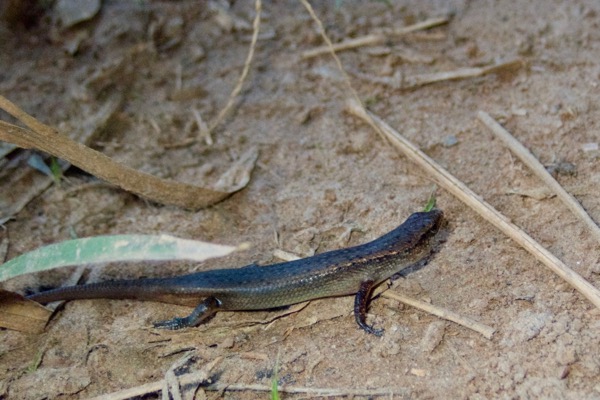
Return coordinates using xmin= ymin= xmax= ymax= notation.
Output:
xmin=28 ymin=210 xmax=444 ymax=335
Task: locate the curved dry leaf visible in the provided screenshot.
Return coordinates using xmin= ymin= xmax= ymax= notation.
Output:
xmin=0 ymin=290 xmax=50 ymax=334
xmin=0 ymin=96 xmax=258 ymax=210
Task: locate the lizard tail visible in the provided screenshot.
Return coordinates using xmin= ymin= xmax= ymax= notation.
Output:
xmin=27 ymin=277 xmax=201 ymax=306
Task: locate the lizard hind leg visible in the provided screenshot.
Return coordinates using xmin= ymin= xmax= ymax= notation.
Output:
xmin=153 ymin=296 xmax=221 ymax=330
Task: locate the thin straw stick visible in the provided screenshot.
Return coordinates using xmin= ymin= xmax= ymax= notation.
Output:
xmin=88 ymin=376 xmax=408 ymax=400
xmin=381 ymin=291 xmax=495 ymax=339
xmin=347 ymin=102 xmax=600 ymax=310
xmin=301 ymin=17 xmax=448 ymax=59
xmin=208 ymin=0 xmax=262 ymax=134
xmin=477 ymin=111 xmax=600 ymax=243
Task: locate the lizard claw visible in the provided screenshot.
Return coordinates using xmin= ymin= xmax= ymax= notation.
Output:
xmin=153 ymin=317 xmax=188 ymax=330
xmin=361 ymin=324 xmax=384 ymax=336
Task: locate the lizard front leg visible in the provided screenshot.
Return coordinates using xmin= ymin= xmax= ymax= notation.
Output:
xmin=154 ymin=296 xmax=221 ymax=330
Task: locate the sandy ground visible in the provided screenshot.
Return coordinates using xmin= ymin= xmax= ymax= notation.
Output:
xmin=1 ymin=0 xmax=600 ymax=398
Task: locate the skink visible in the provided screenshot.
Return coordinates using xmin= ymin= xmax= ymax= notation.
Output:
xmin=28 ymin=210 xmax=444 ymax=335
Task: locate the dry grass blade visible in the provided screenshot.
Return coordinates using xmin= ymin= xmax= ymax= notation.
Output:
xmin=478 ymin=111 xmax=600 ymax=243
xmin=207 ymin=0 xmax=262 ymax=135
xmin=350 ymin=59 xmax=523 ymax=89
xmin=301 ymin=16 xmax=449 ymax=59
xmin=299 ymin=0 xmax=361 ymax=106
xmin=0 ymin=96 xmax=257 ymax=210
xmin=403 ymin=59 xmax=522 ymax=88
xmin=347 ymin=102 xmax=600 ymax=310
xmin=206 ymin=383 xmax=409 ymax=397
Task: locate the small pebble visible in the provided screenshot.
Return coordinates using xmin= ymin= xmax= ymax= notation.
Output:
xmin=55 ymin=0 xmax=100 ymax=28
xmin=220 ymin=337 xmax=234 ymax=348
xmin=420 ymin=321 xmax=446 ymax=353
xmin=582 ymin=142 xmax=598 ymax=152
xmin=546 ymin=161 xmax=577 ymax=177
xmin=442 ymin=135 xmax=458 ymax=147
xmin=511 ymin=107 xmax=527 ymax=116
xmin=410 ymin=368 xmax=427 ymax=377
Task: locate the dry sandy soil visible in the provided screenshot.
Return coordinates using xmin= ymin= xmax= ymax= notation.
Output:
xmin=1 ymin=0 xmax=600 ymax=399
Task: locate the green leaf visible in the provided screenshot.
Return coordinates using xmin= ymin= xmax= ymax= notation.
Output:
xmin=0 ymin=235 xmax=240 ymax=282
xmin=49 ymin=157 xmax=63 ymax=183
xmin=423 ymin=189 xmax=437 ymax=212
xmin=271 ymin=356 xmax=280 ymax=400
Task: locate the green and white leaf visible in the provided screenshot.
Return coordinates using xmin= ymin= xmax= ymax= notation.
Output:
xmin=0 ymin=234 xmax=241 ymax=282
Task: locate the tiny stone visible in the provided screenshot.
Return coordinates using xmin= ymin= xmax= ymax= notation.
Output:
xmin=220 ymin=337 xmax=235 ymax=348
xmin=511 ymin=107 xmax=527 ymax=116
xmin=556 ymin=344 xmax=577 ymax=365
xmin=290 ymin=362 xmax=305 ymax=373
xmin=442 ymin=135 xmax=458 ymax=147
xmin=420 ymin=321 xmax=446 ymax=353
xmin=546 ymin=161 xmax=577 ymax=177
xmin=384 ymin=341 xmax=401 ymax=356
xmin=190 ymin=45 xmax=206 ymax=62
xmin=55 ymin=0 xmax=100 ymax=28
xmin=582 ymin=142 xmax=598 ymax=152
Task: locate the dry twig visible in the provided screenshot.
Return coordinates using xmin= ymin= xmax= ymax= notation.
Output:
xmin=205 ymin=383 xmax=409 ymax=397
xmin=88 ymin=357 xmax=223 ymax=400
xmin=350 ymin=59 xmax=523 ymax=89
xmin=162 ymin=353 xmax=195 ymax=400
xmin=90 ymin=379 xmax=408 ymax=399
xmin=299 ymin=0 xmax=361 ymax=106
xmin=403 ymin=59 xmax=522 ymax=87
xmin=477 ymin=111 xmax=600 ymax=243
xmin=381 ymin=291 xmax=495 ymax=339
xmin=301 ymin=17 xmax=449 ymax=59
xmin=87 ymin=351 xmax=406 ymax=399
